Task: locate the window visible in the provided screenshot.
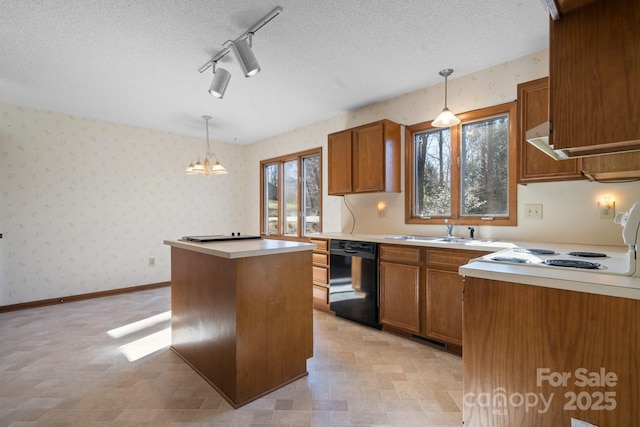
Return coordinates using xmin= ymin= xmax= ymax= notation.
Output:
xmin=405 ymin=102 xmax=517 ymax=226
xmin=261 ymin=148 xmax=322 ymax=237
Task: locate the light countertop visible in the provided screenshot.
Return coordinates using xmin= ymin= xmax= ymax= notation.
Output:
xmin=164 ymin=239 xmax=315 ymax=259
xmin=459 ymin=261 xmax=640 ymax=300
xmin=312 ymin=232 xmax=640 ymax=300
xmin=311 ymin=232 xmax=628 ymax=254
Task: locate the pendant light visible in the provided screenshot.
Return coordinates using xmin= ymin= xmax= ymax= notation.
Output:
xmin=431 ymin=68 xmax=461 ymax=128
xmin=185 ymin=116 xmax=227 ymax=176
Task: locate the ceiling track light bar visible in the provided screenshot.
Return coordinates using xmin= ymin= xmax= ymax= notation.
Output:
xmin=197 ymin=6 xmax=282 ymax=74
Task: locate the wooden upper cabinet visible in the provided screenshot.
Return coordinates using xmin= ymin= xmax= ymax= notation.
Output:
xmin=327 ymin=119 xmax=401 ymax=195
xmin=581 ymin=151 xmax=640 ymax=181
xmin=549 ymin=0 xmax=640 ymax=157
xmin=550 ymin=0 xmax=598 ymax=15
xmin=517 ymin=77 xmax=584 ymax=183
xmin=327 ymin=130 xmax=353 ymax=194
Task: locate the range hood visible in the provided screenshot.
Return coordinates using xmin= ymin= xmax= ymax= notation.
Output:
xmin=525 ymin=122 xmax=568 ymax=160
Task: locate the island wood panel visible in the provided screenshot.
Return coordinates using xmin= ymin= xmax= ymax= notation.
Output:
xmin=170 ymin=246 xmax=313 ymax=408
xmin=463 ymin=277 xmax=640 ymax=426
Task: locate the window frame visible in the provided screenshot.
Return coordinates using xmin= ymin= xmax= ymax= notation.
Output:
xmin=260 ymin=147 xmax=322 ymax=238
xmin=405 ymin=102 xmax=517 ymax=226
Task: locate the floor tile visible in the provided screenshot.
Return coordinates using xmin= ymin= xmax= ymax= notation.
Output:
xmin=0 ymin=287 xmax=463 ymax=426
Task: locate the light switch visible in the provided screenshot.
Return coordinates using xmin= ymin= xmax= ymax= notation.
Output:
xmin=524 ymin=204 xmax=543 ymax=220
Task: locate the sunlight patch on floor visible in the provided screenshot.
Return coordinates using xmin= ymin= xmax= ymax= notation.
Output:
xmin=107 ymin=310 xmax=171 ymax=338
xmin=118 ymin=327 xmax=171 ymax=362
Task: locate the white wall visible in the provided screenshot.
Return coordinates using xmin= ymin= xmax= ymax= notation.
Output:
xmin=0 ymin=106 xmax=247 ymax=305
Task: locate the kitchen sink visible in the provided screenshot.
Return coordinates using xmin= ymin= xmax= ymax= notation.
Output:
xmin=385 ymin=235 xmax=465 ymax=243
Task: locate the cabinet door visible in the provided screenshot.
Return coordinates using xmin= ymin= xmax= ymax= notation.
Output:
xmin=379 ymin=261 xmax=420 ymax=334
xmin=550 ymin=0 xmax=640 ymax=155
xmin=424 ymin=269 xmax=463 ymax=346
xmin=517 ymin=77 xmax=583 ymax=183
xmin=353 ymin=122 xmax=385 ymax=192
xmin=581 ymin=151 xmax=640 ymax=181
xmin=327 ymin=130 xmax=353 ymax=195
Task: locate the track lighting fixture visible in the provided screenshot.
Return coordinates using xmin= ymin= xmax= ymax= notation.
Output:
xmin=197 ymin=6 xmax=282 ymax=97
xmin=231 ymin=35 xmax=261 ymax=77
xmin=185 ymin=115 xmax=227 ymax=176
xmin=209 ymin=62 xmax=231 ymax=98
xmin=432 ymin=68 xmax=461 ymax=128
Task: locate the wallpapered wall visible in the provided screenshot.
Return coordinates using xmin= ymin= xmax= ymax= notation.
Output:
xmin=3 ymin=49 xmax=639 ymax=305
xmin=244 ymin=49 xmax=640 ymax=246
xmin=1 ymin=106 xmax=247 ymax=305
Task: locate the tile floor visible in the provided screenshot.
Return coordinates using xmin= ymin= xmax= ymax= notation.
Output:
xmin=0 ymin=287 xmax=463 ymax=426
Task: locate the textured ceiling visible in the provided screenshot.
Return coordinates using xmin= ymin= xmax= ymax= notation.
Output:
xmin=0 ymin=0 xmax=549 ymax=144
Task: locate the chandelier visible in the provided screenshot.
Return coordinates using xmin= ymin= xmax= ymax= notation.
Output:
xmin=185 ymin=115 xmax=228 ymax=176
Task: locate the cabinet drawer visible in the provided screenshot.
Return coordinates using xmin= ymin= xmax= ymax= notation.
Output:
xmin=310 ymin=239 xmax=329 ymax=251
xmin=312 ymin=252 xmax=328 ymax=266
xmin=379 ymin=245 xmax=422 ymax=264
xmin=313 ymin=265 xmax=328 ymax=285
xmin=312 ymin=285 xmax=329 ymax=304
xmin=426 ymin=249 xmax=489 ymax=271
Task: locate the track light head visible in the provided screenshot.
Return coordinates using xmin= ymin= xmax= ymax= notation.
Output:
xmin=231 ymin=36 xmax=260 ymax=77
xmin=209 ymin=65 xmax=231 ymax=98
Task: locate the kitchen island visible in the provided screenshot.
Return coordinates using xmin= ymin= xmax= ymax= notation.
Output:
xmin=163 ymin=238 xmax=315 ymax=408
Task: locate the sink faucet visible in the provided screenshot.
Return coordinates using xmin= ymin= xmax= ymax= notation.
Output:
xmin=445 ymin=219 xmax=454 ymax=237
xmin=468 ymin=227 xmax=475 ymax=239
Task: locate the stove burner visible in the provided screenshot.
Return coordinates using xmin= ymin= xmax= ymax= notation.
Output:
xmin=543 ymin=259 xmax=602 ymax=269
xmin=514 ymin=248 xmax=556 ymax=255
xmin=491 ymin=257 xmax=530 ymax=263
xmin=568 ymin=251 xmax=607 ymax=258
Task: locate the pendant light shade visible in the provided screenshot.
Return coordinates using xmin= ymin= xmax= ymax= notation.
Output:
xmin=432 ymin=68 xmax=461 ymax=128
xmin=209 ymin=66 xmax=231 ymax=98
xmin=231 ymin=36 xmax=261 ymax=77
xmin=192 ymin=159 xmax=205 ymax=173
xmin=211 ymin=161 xmax=228 ymax=175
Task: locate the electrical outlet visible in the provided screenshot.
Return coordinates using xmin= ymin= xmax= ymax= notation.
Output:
xmin=148 ymin=257 xmax=155 ymax=267
xmin=598 ymin=201 xmax=615 ymax=219
xmin=524 ymin=204 xmax=543 ymax=220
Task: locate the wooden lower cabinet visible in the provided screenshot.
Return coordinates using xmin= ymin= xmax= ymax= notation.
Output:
xmin=379 ymin=245 xmax=423 ymax=334
xmin=424 ymin=249 xmax=489 ymax=349
xmin=310 ymin=237 xmax=331 ymax=312
xmin=380 ymin=261 xmax=421 ymax=334
xmin=424 ymin=269 xmax=463 ymax=346
xmin=463 ymin=277 xmax=640 ymax=426
xmin=379 ymin=245 xmax=490 ymax=352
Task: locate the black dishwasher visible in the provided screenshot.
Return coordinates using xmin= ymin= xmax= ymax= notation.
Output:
xmin=329 ymin=240 xmax=381 ymax=329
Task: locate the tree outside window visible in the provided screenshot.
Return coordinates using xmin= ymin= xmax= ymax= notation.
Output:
xmin=406 ymin=102 xmax=517 ymax=226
